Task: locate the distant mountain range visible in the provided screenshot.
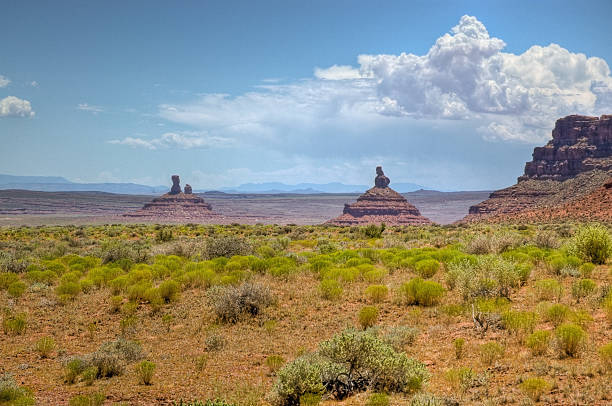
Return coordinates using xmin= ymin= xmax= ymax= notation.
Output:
xmin=0 ymin=174 xmax=428 ymax=194
xmin=0 ymin=174 xmax=168 ymax=195
xmin=214 ymin=181 xmax=426 ymax=194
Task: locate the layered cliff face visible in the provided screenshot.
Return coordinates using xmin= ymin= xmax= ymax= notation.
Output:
xmin=519 ymin=115 xmax=612 ymax=181
xmin=124 ymin=175 xmax=217 ymax=221
xmin=326 ymin=167 xmax=432 ymax=226
xmin=465 ymin=115 xmax=612 ymax=222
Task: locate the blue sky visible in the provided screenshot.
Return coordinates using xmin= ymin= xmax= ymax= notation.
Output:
xmin=1 ymin=0 xmax=611 ymax=191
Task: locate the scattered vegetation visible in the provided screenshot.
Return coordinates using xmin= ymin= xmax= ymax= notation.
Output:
xmin=0 ymin=222 xmax=610 ymax=403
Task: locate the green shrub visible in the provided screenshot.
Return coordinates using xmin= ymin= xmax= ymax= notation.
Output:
xmin=0 ymin=373 xmax=35 ymax=405
xmin=208 ymin=282 xmax=274 ymax=323
xmin=269 ymin=356 xmax=325 ymax=405
xmin=399 ymin=278 xmax=445 ymax=306
xmin=366 ymin=392 xmax=389 ymax=406
xmin=55 ymin=281 xmax=81 ymax=299
xmin=599 ymin=342 xmax=612 ymax=371
xmin=318 ymin=330 xmax=429 ymax=394
xmin=365 ymin=285 xmax=388 ymax=303
xmin=579 ymin=262 xmax=596 ymax=278
xmin=414 ymin=259 xmax=440 ymax=279
xmin=81 ymin=366 xmax=98 ymax=386
xmin=136 ymin=360 xmax=156 ymax=385
xmin=555 ymin=323 xmax=586 ymax=357
xmin=362 ymin=224 xmax=385 ymax=239
xmin=358 ymin=306 xmax=379 ymax=329
xmin=319 ymin=279 xmax=342 ymax=301
xmin=543 ymin=303 xmax=571 ymax=326
xmin=501 ymin=311 xmax=537 ymax=337
xmin=35 ymin=336 xmax=55 ymax=358
xmin=0 ymin=272 xmax=19 ymax=290
xmin=534 ymin=279 xmax=563 ymax=301
xmin=571 ymin=278 xmax=596 ymax=302
xmin=270 ymin=329 xmax=429 ymax=405
xmin=479 ymin=342 xmax=504 ymax=365
xmin=79 ymin=278 xmax=95 ymax=293
xmin=69 ymin=393 xmax=105 ymax=406
xmin=569 ymin=309 xmax=593 ymax=329
xmin=2 ymin=312 xmax=27 ymax=335
xmin=449 ymin=256 xmax=522 ymax=300
xmin=569 ymin=224 xmax=611 ymax=264
xmin=7 ymin=281 xmax=26 ymax=298
xmin=453 ymin=338 xmax=465 ymax=359
xmin=363 ymin=269 xmax=387 ymax=283
xmin=158 ymin=279 xmax=180 ymax=302
xmin=65 ymin=358 xmax=87 ymax=384
xmin=519 ymin=377 xmax=550 ymax=402
xmin=526 ymin=330 xmax=551 ymax=356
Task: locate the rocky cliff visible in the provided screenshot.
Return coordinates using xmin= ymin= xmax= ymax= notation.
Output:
xmin=519 ymin=115 xmax=612 ymax=181
xmin=465 ymin=115 xmax=612 ymax=222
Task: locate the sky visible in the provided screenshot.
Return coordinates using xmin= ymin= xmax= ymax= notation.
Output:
xmin=1 ymin=0 xmax=611 ymax=191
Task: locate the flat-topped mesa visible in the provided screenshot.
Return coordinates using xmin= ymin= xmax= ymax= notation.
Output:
xmin=124 ymin=175 xmax=216 ymax=220
xmin=326 ymin=167 xmax=432 ymax=226
xmin=518 ymin=115 xmax=612 ymax=182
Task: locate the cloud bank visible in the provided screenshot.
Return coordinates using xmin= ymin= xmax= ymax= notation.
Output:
xmin=151 ymin=15 xmax=611 ymax=146
xmin=109 ymin=132 xmax=233 ymax=150
xmin=0 ymin=96 xmax=35 ymax=118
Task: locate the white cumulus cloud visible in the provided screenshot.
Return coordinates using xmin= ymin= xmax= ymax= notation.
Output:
xmin=151 ymin=15 xmax=612 ymax=147
xmin=109 ymin=132 xmax=233 ymax=150
xmin=0 ymin=96 xmax=35 ymax=117
xmin=314 ymin=65 xmax=362 ymax=80
xmin=0 ymin=75 xmax=10 ymax=88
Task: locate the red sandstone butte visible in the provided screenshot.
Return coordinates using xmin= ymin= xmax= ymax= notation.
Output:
xmin=464 ymin=114 xmax=612 ymax=222
xmin=123 ymin=175 xmax=217 ymax=220
xmin=326 ymin=166 xmax=432 ymax=226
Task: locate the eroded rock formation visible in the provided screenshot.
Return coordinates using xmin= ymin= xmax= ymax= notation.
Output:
xmin=519 ymin=115 xmax=612 ymax=181
xmin=169 ymin=175 xmax=182 ymax=194
xmin=124 ymin=176 xmax=216 ymax=221
xmin=464 ymin=114 xmax=612 ymax=222
xmin=326 ymin=167 xmax=432 ymax=226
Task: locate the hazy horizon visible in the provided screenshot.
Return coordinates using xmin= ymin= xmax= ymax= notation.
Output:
xmin=1 ymin=1 xmax=611 ymax=191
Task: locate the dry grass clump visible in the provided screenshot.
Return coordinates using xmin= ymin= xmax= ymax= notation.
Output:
xmin=35 ymin=336 xmax=56 ymax=358
xmin=136 ymin=360 xmax=156 ymax=385
xmin=208 ymin=282 xmax=274 ymax=323
xmin=64 ymin=338 xmax=145 ymax=383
